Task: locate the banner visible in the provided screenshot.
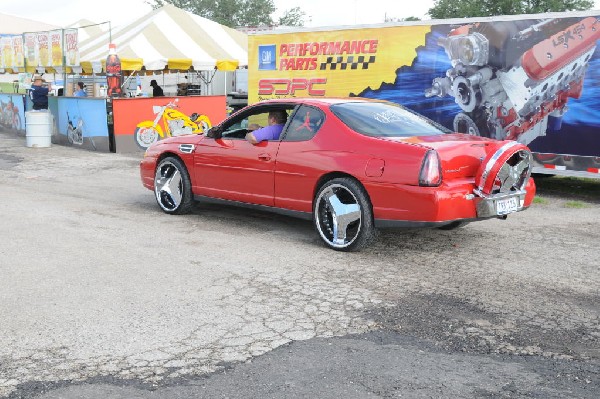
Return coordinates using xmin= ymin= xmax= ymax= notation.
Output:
xmin=11 ymin=35 xmax=24 ymax=68
xmin=248 ymin=26 xmax=430 ymax=103
xmin=64 ymin=29 xmax=79 ymax=67
xmin=36 ymin=32 xmax=50 ymax=67
xmin=249 ymin=15 xmax=600 ymax=173
xmin=1 ymin=36 xmax=14 ymax=69
xmin=24 ymin=33 xmax=38 ymax=68
xmin=50 ymin=30 xmax=63 ymax=67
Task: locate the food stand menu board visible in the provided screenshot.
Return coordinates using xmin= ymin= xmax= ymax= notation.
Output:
xmin=37 ymin=32 xmax=50 ymax=67
xmin=11 ymin=36 xmax=24 ymax=68
xmin=24 ymin=33 xmax=38 ymax=67
xmin=64 ymin=29 xmax=79 ymax=67
xmin=1 ymin=36 xmax=14 ymax=68
xmin=50 ymin=30 xmax=63 ymax=67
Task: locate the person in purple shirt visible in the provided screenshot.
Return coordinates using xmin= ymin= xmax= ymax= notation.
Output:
xmin=245 ymin=110 xmax=288 ymax=144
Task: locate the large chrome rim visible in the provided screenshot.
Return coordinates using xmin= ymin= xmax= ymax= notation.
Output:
xmin=154 ymin=160 xmax=183 ymax=211
xmin=315 ymin=184 xmax=362 ymax=249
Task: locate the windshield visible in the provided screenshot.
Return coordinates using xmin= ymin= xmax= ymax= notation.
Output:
xmin=330 ymin=102 xmax=450 ymax=137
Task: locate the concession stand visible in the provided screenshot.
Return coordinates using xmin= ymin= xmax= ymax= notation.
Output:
xmin=1 ymin=4 xmax=248 ymax=153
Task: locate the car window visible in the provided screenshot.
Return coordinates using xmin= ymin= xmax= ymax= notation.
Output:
xmin=220 ymin=106 xmax=293 ymax=140
xmin=330 ymin=101 xmax=450 ymax=137
xmin=283 ymin=105 xmax=325 ymax=142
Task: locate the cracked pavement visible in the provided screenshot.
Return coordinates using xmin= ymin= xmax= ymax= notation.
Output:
xmin=0 ymin=133 xmax=598 ymax=398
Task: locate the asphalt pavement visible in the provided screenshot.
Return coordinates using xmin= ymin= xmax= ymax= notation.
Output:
xmin=0 ymin=132 xmax=598 ymax=398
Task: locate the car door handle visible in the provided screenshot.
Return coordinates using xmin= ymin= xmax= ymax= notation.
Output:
xmin=258 ymin=153 xmax=271 ymax=161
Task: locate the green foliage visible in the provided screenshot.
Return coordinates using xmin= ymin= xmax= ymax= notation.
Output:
xmin=428 ymin=0 xmax=594 ymax=19
xmin=532 ymin=196 xmax=548 ymax=205
xmin=534 ymin=176 xmax=600 ymax=203
xmin=278 ymin=6 xmax=306 ymax=27
xmin=148 ymin=0 xmax=305 ymax=28
xmin=403 ymin=16 xmax=422 ymax=22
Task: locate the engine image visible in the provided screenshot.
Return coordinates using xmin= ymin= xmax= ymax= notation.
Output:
xmin=426 ymin=17 xmax=600 ymax=145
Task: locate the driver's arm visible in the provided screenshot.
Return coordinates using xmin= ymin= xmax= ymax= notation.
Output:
xmin=245 ymin=132 xmax=259 ymax=144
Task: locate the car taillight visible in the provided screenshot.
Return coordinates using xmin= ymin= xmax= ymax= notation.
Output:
xmin=419 ymin=150 xmax=442 ymax=187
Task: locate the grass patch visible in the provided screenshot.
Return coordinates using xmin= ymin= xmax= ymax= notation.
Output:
xmin=533 ymin=175 xmax=600 ymax=203
xmin=533 ymin=197 xmax=548 ymax=205
xmin=564 ymin=201 xmax=588 ymax=209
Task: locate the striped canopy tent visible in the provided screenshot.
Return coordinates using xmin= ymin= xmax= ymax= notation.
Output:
xmin=78 ymin=4 xmax=248 ymax=74
xmin=68 ymin=19 xmax=109 ymax=43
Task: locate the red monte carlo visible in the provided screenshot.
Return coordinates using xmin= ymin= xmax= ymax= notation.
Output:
xmin=140 ymin=98 xmax=536 ymax=251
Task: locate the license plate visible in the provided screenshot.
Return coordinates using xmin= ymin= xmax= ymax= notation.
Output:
xmin=496 ymin=197 xmax=519 ymax=215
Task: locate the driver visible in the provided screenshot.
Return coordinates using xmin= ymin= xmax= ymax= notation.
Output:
xmin=245 ymin=110 xmax=287 ymax=144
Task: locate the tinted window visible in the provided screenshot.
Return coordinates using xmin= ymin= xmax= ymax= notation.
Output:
xmin=330 ymin=102 xmax=450 ymax=137
xmin=283 ymin=105 xmax=325 ymax=142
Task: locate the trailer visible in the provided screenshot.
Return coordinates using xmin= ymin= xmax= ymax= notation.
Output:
xmin=248 ymin=11 xmax=600 ymax=178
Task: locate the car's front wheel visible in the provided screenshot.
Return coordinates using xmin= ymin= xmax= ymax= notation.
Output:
xmin=154 ymin=157 xmax=193 ymax=214
xmin=313 ymin=177 xmax=375 ymax=251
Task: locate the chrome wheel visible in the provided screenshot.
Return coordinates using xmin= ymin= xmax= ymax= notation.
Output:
xmin=314 ymin=178 xmax=374 ymax=251
xmin=154 ymin=157 xmax=193 ymax=214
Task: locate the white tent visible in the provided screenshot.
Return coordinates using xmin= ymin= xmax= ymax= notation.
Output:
xmin=78 ymin=4 xmax=248 ymax=73
xmin=0 ymin=13 xmax=59 ymax=34
xmin=67 ymin=19 xmax=109 ymax=43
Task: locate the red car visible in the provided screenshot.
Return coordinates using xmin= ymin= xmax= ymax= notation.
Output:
xmin=140 ymin=98 xmax=535 ymax=251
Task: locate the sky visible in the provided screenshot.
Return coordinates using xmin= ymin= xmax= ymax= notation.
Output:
xmin=1 ymin=0 xmax=600 ymax=28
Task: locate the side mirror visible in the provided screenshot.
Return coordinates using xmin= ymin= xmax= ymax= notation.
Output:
xmin=206 ymin=126 xmax=223 ymax=139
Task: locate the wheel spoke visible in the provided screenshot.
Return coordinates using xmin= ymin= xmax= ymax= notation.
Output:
xmin=324 ymin=191 xmax=361 ymax=245
xmin=155 ymin=164 xmax=182 ymax=209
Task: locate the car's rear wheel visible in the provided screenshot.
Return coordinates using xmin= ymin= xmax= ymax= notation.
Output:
xmin=313 ymin=178 xmax=375 ymax=251
xmin=154 ymin=157 xmax=193 ymax=214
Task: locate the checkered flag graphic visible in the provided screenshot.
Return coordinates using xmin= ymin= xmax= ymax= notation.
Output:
xmin=320 ymin=55 xmax=377 ymax=70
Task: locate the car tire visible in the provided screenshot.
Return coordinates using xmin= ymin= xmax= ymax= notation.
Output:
xmin=313 ymin=177 xmax=375 ymax=252
xmin=154 ymin=156 xmax=193 ymax=215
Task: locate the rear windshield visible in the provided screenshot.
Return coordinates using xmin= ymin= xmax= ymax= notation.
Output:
xmin=330 ymin=102 xmax=450 ymax=137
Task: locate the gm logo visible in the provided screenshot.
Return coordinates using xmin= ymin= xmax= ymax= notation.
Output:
xmin=258 ymin=45 xmax=277 ymax=70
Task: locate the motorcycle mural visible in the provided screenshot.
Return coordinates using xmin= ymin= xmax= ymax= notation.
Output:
xmin=425 ymin=17 xmax=600 ymax=146
xmin=55 ymin=98 xmax=109 ymax=152
xmin=66 ymin=111 xmax=83 ymax=145
xmin=134 ymin=98 xmax=212 ymax=149
xmin=0 ymin=96 xmax=23 ymax=131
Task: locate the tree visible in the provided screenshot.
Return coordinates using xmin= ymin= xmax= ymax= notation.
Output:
xmin=428 ymin=0 xmax=594 ymax=19
xmin=148 ymin=0 xmax=305 ymax=28
xmin=278 ymin=6 xmax=306 ymax=27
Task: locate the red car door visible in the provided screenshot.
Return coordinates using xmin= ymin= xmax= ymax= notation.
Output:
xmin=193 ymin=137 xmax=279 ymax=206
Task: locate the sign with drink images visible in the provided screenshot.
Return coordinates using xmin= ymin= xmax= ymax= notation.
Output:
xmin=24 ymin=33 xmax=38 ymax=67
xmin=50 ymin=30 xmax=63 ymax=67
xmin=64 ymin=29 xmax=79 ymax=67
xmin=1 ymin=36 xmax=14 ymax=69
xmin=37 ymin=32 xmax=50 ymax=67
xmin=12 ymin=35 xmax=24 ymax=68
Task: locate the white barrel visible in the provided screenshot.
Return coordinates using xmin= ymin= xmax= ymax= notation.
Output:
xmin=25 ymin=111 xmax=53 ymax=148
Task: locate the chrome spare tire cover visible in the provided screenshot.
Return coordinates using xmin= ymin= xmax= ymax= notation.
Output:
xmin=475 ymin=141 xmax=533 ymax=196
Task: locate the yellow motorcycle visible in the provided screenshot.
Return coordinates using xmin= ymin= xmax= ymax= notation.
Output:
xmin=134 ymin=98 xmax=211 ymax=149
